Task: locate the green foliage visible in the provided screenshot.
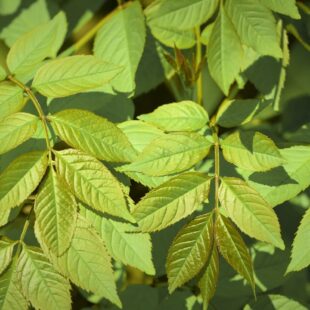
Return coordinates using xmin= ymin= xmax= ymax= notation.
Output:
xmin=0 ymin=0 xmax=308 ymax=309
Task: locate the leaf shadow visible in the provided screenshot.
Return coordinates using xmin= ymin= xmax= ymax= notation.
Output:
xmin=249 ymin=167 xmax=298 ymax=186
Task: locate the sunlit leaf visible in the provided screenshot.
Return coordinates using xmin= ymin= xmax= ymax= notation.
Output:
xmin=286 ymin=208 xmax=310 ymax=273
xmin=0 ymin=82 xmax=24 ymax=121
xmin=80 ymin=205 xmax=155 ymax=275
xmin=219 ymin=177 xmax=285 ymax=249
xmin=215 ymin=214 xmax=255 ymax=292
xmin=138 ymin=101 xmax=209 ymax=132
xmin=17 ymin=245 xmax=71 ymax=310
xmin=0 ymin=239 xmax=16 ymax=275
xmin=221 ymin=131 xmax=284 ymax=172
xmin=94 ymin=1 xmax=145 ymax=93
xmin=54 ymin=149 xmax=134 ymax=222
xmin=34 ymin=169 xmax=77 ymax=256
xmin=167 ymin=212 xmax=213 ymax=293
xmin=49 ymin=109 xmax=137 ymax=162
xmin=32 ymin=55 xmax=122 ymax=98
xmin=0 ymin=112 xmax=38 ymax=155
xmin=0 ymin=151 xmax=48 ymax=223
xmin=118 ymin=133 xmax=212 ymax=176
xmin=133 ymin=172 xmax=212 ymax=232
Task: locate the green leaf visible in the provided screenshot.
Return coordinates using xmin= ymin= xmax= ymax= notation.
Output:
xmin=34 ymin=169 xmax=77 ymax=256
xmin=132 ymin=172 xmax=212 ymax=232
xmin=219 ymin=177 xmax=285 ymax=249
xmin=198 ymin=243 xmax=219 ymax=309
xmin=94 ymin=2 xmax=145 ymax=93
xmin=221 ymin=131 xmax=284 ymax=172
xmin=0 ymin=82 xmax=24 ymax=121
xmin=138 ymin=101 xmax=209 ymax=132
xmin=259 ymin=0 xmax=301 ymax=19
xmin=0 ymin=0 xmax=20 ymax=15
xmin=0 ymin=0 xmax=50 ymax=47
xmin=215 ymin=98 xmax=271 ymax=128
xmin=80 ymin=205 xmax=155 ymax=275
xmin=7 ymin=12 xmax=67 ymax=75
xmin=0 ymin=151 xmax=48 ymax=220
xmin=287 ymin=208 xmax=310 ymax=273
xmin=225 ymin=0 xmax=282 ymax=58
xmin=0 ymin=112 xmax=38 ymax=155
xmin=167 ymin=213 xmax=213 ymax=293
xmin=0 ymin=65 xmax=6 ymax=81
xmin=148 ymin=26 xmax=196 ymax=49
xmin=32 ymin=55 xmax=122 ymax=98
xmin=0 ymin=239 xmax=16 ymax=275
xmin=118 ymin=120 xmax=164 ymax=153
xmin=44 ymin=220 xmax=121 ymax=307
xmin=54 ymin=149 xmax=134 ymax=222
xmin=239 ymin=145 xmax=310 ymax=207
xmin=0 ymin=259 xmax=28 ymax=310
xmin=244 ymin=294 xmax=307 ymax=310
xmin=17 ymin=245 xmax=71 ymax=310
xmin=118 ymin=133 xmax=212 ymax=176
xmin=207 ymin=5 xmax=243 ymax=95
xmin=215 ymin=214 xmax=255 ymax=292
xmin=49 ymin=109 xmax=137 ymax=162
xmin=146 ymin=0 xmax=219 ymax=30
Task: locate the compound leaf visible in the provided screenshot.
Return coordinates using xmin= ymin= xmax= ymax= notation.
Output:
xmin=132 ymin=172 xmax=212 ymax=232
xmin=54 ymin=149 xmax=134 ymax=222
xmin=167 ymin=212 xmax=213 ymax=293
xmin=215 ymin=214 xmax=255 ymax=292
xmin=49 ymin=109 xmax=137 ymax=163
xmin=221 ymin=131 xmax=284 ymax=172
xmin=32 ymin=55 xmax=122 ymax=98
xmin=0 ymin=151 xmax=48 ymax=221
xmin=0 ymin=112 xmax=38 ymax=155
xmin=138 ymin=101 xmax=209 ymax=132
xmin=34 ymin=169 xmax=77 ymax=256
xmin=17 ymin=245 xmax=71 ymax=310
xmin=207 ymin=5 xmax=243 ymax=95
xmin=80 ymin=205 xmax=155 ymax=275
xmin=118 ymin=133 xmax=212 ymax=176
xmin=94 ymin=1 xmax=146 ymax=93
xmin=219 ymin=177 xmax=284 ymax=249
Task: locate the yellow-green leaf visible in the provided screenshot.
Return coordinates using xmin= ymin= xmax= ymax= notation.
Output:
xmin=219 ymin=177 xmax=285 ymax=250
xmin=118 ymin=133 xmax=212 ymax=176
xmin=49 ymin=109 xmax=137 ymax=162
xmin=0 ymin=239 xmax=16 ymax=275
xmin=34 ymin=169 xmax=77 ymax=256
xmin=0 ymin=151 xmax=48 ymax=222
xmin=215 ymin=214 xmax=255 ymax=292
xmin=138 ymin=101 xmax=209 ymax=132
xmin=133 ymin=172 xmax=212 ymax=232
xmin=0 ymin=112 xmax=38 ymax=155
xmin=17 ymin=245 xmax=71 ymax=310
xmin=221 ymin=131 xmax=284 ymax=172
xmin=54 ymin=149 xmax=134 ymax=222
xmin=167 ymin=213 xmax=213 ymax=293
xmin=32 ymin=55 xmax=122 ymax=98
xmin=0 ymin=82 xmax=24 ymax=121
